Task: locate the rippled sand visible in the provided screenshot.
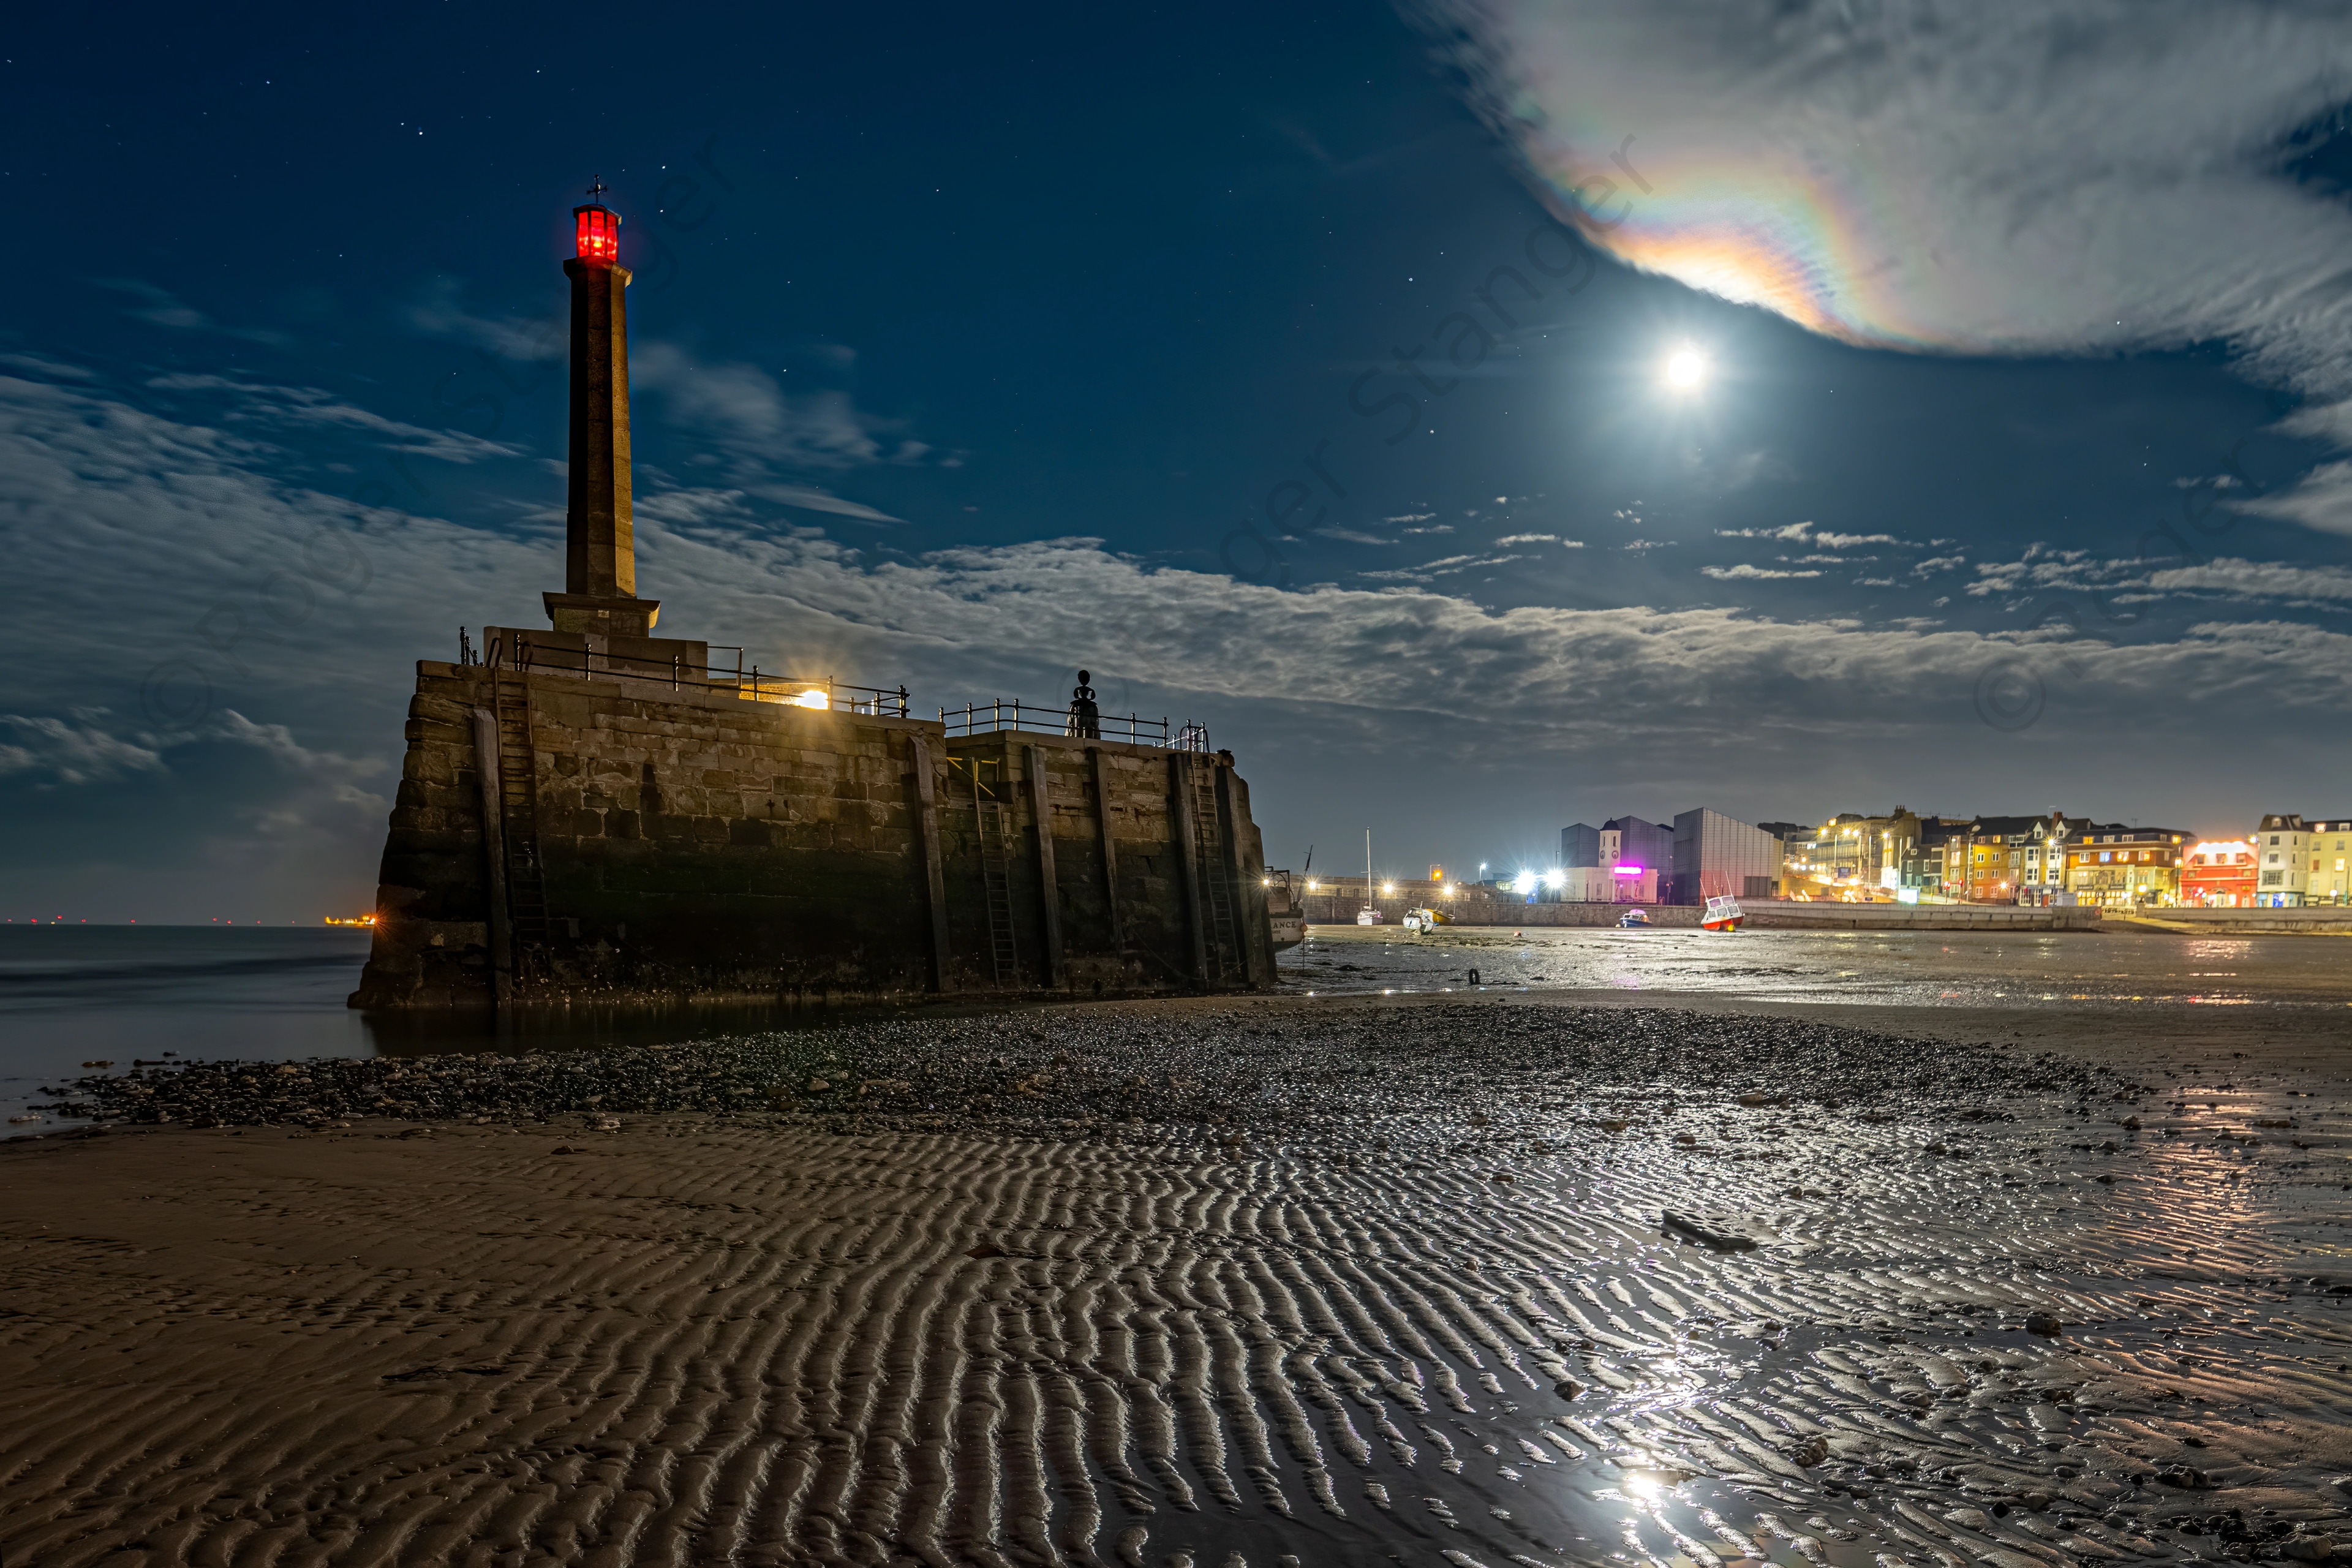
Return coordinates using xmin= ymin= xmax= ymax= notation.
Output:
xmin=4 ymin=995 xmax=2350 ymax=1567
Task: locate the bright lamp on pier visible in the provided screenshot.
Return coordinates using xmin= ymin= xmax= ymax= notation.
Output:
xmin=1511 ymin=870 xmax=1537 ymax=896
xmin=574 ymin=200 xmax=621 ymax=264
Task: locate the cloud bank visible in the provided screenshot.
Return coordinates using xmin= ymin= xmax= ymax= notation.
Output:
xmin=1419 ymin=1 xmax=2352 ymax=393
xmin=7 ymin=363 xmax=2352 ymax=916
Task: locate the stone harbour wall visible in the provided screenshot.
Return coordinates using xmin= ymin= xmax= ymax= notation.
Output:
xmin=352 ymin=662 xmax=1274 ymax=1008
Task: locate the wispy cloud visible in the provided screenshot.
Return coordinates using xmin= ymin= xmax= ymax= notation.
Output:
xmin=97 ymin=280 xmax=293 ymax=348
xmin=1702 ymin=564 xmax=1822 ymax=581
xmin=0 ymin=710 xmax=168 ymax=785
xmin=1717 ymin=521 xmax=1915 ymax=549
xmin=631 ymin=342 xmax=924 ymax=477
xmin=145 ymin=374 xmax=521 ymax=464
xmin=2233 ymin=459 xmax=2352 ymax=538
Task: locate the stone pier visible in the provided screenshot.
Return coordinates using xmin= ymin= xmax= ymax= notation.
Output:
xmin=350 ymin=660 xmax=1275 ymax=1008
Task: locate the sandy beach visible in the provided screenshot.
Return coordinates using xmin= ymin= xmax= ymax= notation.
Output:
xmin=6 ymin=991 xmax=2351 ymax=1567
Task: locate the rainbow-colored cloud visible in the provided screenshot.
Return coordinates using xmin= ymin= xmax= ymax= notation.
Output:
xmin=1421 ymin=0 xmax=2352 ymax=388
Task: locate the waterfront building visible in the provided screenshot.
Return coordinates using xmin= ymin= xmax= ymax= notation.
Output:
xmin=1560 ymin=865 xmax=1656 ymax=902
xmin=1943 ymin=813 xmax=2073 ymax=903
xmin=1787 ymin=812 xmax=1885 ymax=896
xmin=1888 ymin=815 xmax=1967 ymax=900
xmin=2064 ymin=826 xmax=2188 ymax=906
xmin=1561 ymin=818 xmax=1665 ymax=902
xmin=2310 ymin=819 xmax=2352 ymax=905
xmin=1668 ymin=809 xmax=1781 ymax=902
xmin=2255 ymin=813 xmax=2312 ymax=906
xmin=2181 ymin=839 xmax=2258 ymax=907
xmin=1598 ymin=816 xmax=1672 ymax=884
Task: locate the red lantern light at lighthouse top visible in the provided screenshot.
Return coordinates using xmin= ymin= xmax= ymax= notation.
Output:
xmin=574 ymin=179 xmax=620 ymax=265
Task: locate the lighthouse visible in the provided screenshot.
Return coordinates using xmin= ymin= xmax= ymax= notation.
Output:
xmin=544 ymin=183 xmax=660 ymax=639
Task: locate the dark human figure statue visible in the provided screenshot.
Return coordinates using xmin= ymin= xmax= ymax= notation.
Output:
xmin=1069 ymin=668 xmax=1101 ymax=739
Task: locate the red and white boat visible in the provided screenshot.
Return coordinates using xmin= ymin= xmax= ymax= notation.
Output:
xmin=1702 ymin=894 xmax=1744 ymax=932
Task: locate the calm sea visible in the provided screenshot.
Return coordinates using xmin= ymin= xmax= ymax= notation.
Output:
xmin=0 ymin=927 xmax=834 ymax=1136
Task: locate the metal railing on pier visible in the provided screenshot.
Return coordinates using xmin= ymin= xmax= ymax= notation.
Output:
xmin=739 ymin=672 xmax=912 ymax=717
xmin=463 ymin=630 xmax=909 ymax=718
xmin=939 ymin=699 xmax=1208 ymax=750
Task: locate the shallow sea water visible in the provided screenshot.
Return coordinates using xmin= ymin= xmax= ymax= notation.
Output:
xmin=1282 ymin=922 xmax=2352 ymax=1011
xmin=1 ymin=928 xmax=854 ymax=1134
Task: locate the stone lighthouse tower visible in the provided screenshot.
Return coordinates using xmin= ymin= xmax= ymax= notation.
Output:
xmin=342 ymin=181 xmax=1279 ymax=1014
xmin=543 ymin=184 xmax=660 ymax=639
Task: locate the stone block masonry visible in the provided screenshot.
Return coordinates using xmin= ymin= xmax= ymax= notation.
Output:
xmin=351 ymin=662 xmax=1276 ymax=1008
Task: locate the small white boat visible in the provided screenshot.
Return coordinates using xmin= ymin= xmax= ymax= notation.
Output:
xmin=1616 ymin=908 xmax=1654 ymax=929
xmin=1265 ymin=869 xmax=1305 ymax=951
xmin=1400 ymin=907 xmax=1447 ymax=933
xmin=1357 ymin=905 xmax=1382 ymax=925
xmin=1702 ymin=894 xmax=1744 ymax=932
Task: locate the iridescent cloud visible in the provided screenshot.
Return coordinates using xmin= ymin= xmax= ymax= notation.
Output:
xmin=1417 ymin=1 xmax=2352 ymax=390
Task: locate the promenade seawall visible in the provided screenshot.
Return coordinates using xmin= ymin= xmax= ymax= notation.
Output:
xmin=1303 ymin=898 xmax=2101 ymax=932
xmin=2108 ymin=907 xmax=2352 ymax=936
xmin=1308 ymin=899 xmax=2352 ymax=935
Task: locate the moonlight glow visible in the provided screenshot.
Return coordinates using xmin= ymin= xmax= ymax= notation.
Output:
xmin=1665 ymin=348 xmax=1708 ymax=390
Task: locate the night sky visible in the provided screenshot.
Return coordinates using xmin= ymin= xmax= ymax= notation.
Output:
xmin=7 ymin=3 xmax=2352 ymax=920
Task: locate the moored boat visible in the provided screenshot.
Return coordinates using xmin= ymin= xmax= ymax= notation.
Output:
xmin=1265 ymin=869 xmax=1305 ymax=951
xmin=1702 ymin=894 xmax=1744 ymax=932
xmin=1616 ymin=908 xmax=1654 ymax=929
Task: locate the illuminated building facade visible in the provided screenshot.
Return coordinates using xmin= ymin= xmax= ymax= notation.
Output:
xmin=2064 ymin=826 xmax=2188 ymax=906
xmin=2180 ymin=839 xmax=2257 ymax=907
xmin=2307 ymin=819 xmax=2352 ymax=905
xmin=2252 ymin=813 xmax=2314 ymax=906
xmin=1943 ymin=812 xmax=2071 ymax=903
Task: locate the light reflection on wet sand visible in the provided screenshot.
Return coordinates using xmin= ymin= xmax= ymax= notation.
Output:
xmin=1284 ymin=924 xmax=2352 ymax=1011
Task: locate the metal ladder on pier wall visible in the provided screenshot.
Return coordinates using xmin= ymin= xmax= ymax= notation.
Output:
xmin=489 ymin=668 xmax=551 ymax=976
xmin=1188 ymin=759 xmax=1242 ymax=984
xmin=967 ymin=766 xmax=1019 ymax=987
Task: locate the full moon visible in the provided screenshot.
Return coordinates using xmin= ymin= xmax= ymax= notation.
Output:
xmin=1665 ymin=349 xmax=1708 ymax=390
